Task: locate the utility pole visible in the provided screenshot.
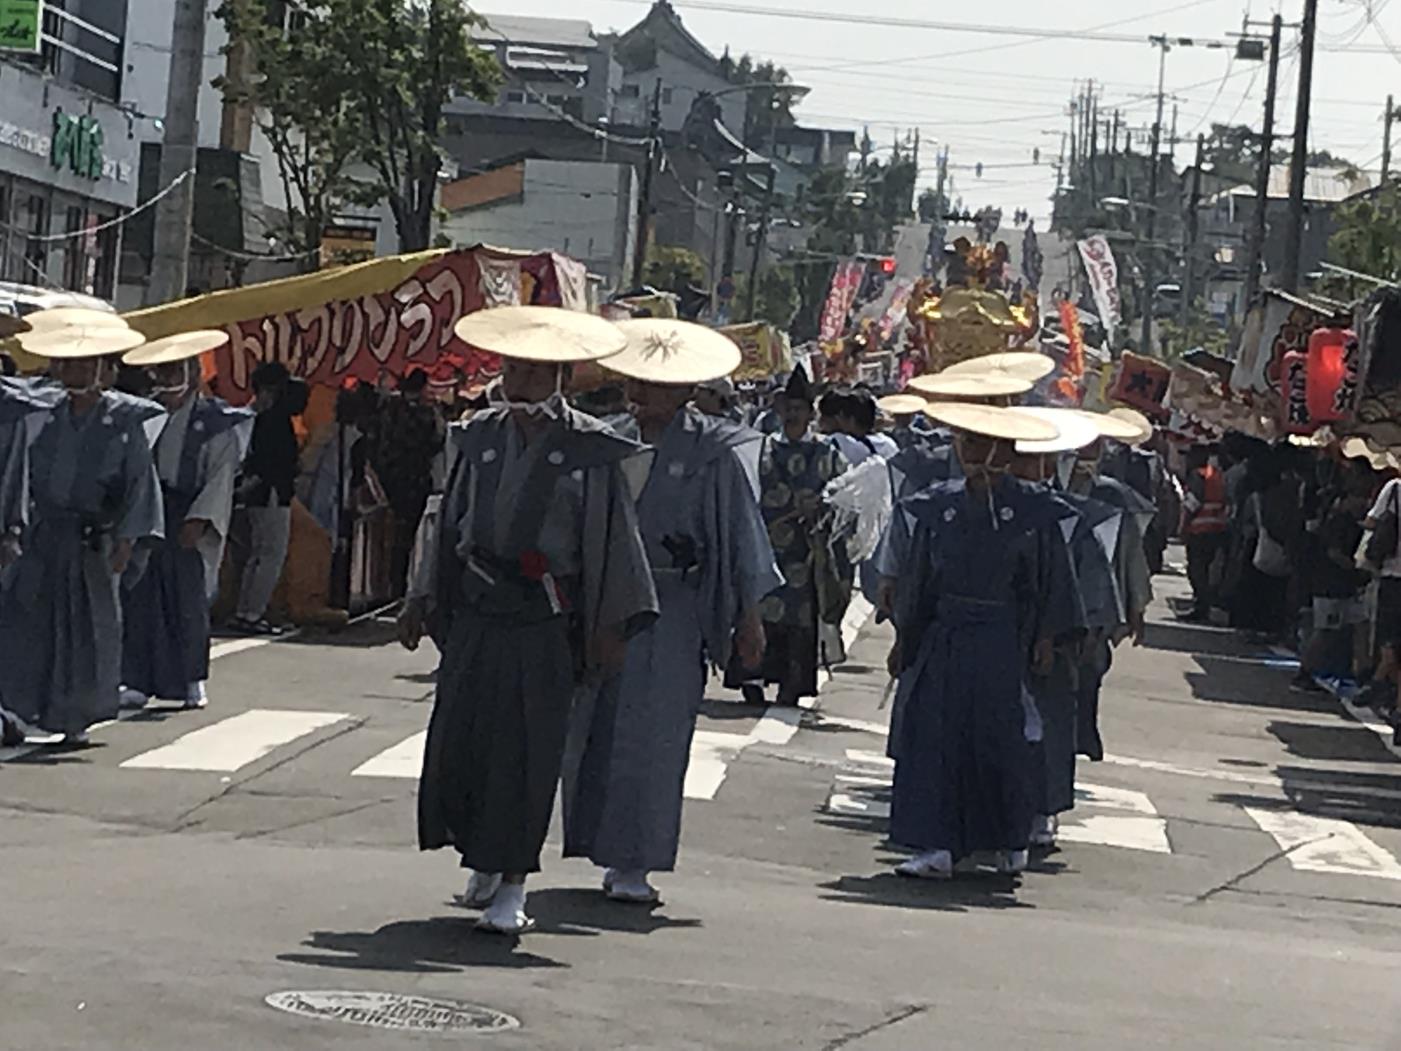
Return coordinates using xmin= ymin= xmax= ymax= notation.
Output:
xmin=1089 ymin=88 xmax=1099 ymax=203
xmin=630 ymin=79 xmax=661 ymax=288
xmin=149 ymin=0 xmax=210 ymax=304
xmin=1282 ymin=0 xmax=1318 ymax=293
xmin=1384 ymin=94 xmax=1396 ymax=183
xmin=1141 ymin=35 xmax=1169 ymax=355
xmin=1181 ymin=133 xmax=1205 ymax=332
xmin=1169 ymin=103 xmax=1179 ymax=165
xmin=1243 ymin=14 xmax=1283 ymax=311
xmin=744 ymin=163 xmax=777 ymax=320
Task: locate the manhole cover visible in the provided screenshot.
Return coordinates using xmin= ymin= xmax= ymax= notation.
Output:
xmin=265 ymin=991 xmax=520 ymax=1034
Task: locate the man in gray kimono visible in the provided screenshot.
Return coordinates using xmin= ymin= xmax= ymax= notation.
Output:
xmin=399 ymin=306 xmax=658 ymax=935
xmin=0 ymin=323 xmax=164 ymax=746
xmin=563 ymin=319 xmax=781 ymax=905
xmin=119 ymin=331 xmax=254 ymax=711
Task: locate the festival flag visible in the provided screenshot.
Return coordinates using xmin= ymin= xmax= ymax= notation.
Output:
xmin=1076 ymin=235 xmax=1124 ymax=340
xmin=818 ymin=260 xmax=865 ymax=343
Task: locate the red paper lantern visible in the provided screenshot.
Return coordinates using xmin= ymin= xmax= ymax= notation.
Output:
xmin=1305 ymin=327 xmax=1351 ymax=423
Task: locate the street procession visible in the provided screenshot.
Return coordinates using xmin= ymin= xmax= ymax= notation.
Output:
xmin=9 ymin=0 xmax=1401 ymax=1046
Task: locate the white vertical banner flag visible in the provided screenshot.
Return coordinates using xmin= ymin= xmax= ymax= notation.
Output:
xmin=1076 ymin=235 xmax=1124 ymax=340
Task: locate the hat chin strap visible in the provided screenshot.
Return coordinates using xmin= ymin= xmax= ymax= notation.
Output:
xmin=489 ymin=367 xmax=566 ymax=420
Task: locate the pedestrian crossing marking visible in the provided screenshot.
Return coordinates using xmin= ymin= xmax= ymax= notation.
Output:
xmin=1058 ymin=814 xmax=1171 ymax=854
xmin=1244 ymin=807 xmax=1401 ymax=882
xmin=120 ymin=709 xmax=348 ymax=772
xmin=351 ymin=731 xmax=426 ymax=779
xmin=684 ymin=730 xmax=749 ymax=800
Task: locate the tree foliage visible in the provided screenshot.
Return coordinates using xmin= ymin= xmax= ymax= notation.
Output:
xmin=718 ymin=50 xmax=799 ymax=149
xmin=1325 ymin=182 xmax=1401 ymax=291
xmin=216 ymin=0 xmax=501 ymax=261
xmin=733 ymin=266 xmax=800 ymax=328
xmin=643 ymin=245 xmax=707 ymax=292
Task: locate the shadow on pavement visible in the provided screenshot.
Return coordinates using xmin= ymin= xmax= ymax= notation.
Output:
xmin=525 ymin=888 xmax=703 ymax=937
xmin=817 ymin=872 xmax=1033 ymax=914
xmin=1267 ymin=719 xmax=1394 ymax=763
xmin=1185 ymin=659 xmax=1337 ymax=714
xmin=278 ymin=917 xmax=567 ymax=973
xmin=1142 ymin=620 xmax=1265 ymax=660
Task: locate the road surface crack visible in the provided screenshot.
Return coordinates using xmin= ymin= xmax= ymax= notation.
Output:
xmin=1190 ymin=833 xmax=1336 ymax=904
xmin=822 ymin=1003 xmax=929 ymax=1049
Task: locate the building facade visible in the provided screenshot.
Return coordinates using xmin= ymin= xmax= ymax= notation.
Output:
xmin=0 ymin=2 xmax=141 ymax=301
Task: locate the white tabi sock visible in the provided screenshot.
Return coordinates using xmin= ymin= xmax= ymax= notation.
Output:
xmin=478 ymin=882 xmax=533 ymax=934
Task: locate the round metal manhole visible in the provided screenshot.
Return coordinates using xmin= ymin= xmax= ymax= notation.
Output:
xmin=265 ymin=991 xmax=520 ymax=1034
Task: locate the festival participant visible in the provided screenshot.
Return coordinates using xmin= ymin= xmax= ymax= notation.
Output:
xmin=727 ymin=368 xmax=850 ymax=707
xmin=118 ymin=331 xmax=254 ymax=711
xmin=880 ymin=401 xmax=1075 ymax=878
xmin=0 ymin=323 xmax=164 ymax=746
xmin=1062 ymin=410 xmax=1156 ymax=763
xmin=827 ymin=387 xmax=899 ymax=465
xmin=1180 ymin=443 xmax=1229 ymax=622
xmin=563 ymin=319 xmax=780 ymax=904
xmin=399 ymin=306 xmax=658 ymax=935
xmin=1007 ymin=407 xmax=1115 ymax=849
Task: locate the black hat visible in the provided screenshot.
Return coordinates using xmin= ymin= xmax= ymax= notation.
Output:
xmin=782 ymin=368 xmax=814 ymax=403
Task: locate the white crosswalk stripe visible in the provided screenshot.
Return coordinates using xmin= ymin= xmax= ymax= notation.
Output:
xmin=1244 ymin=807 xmax=1401 ymax=881
xmin=830 ymin=749 xmax=1172 ymax=854
xmin=120 ymin=709 xmax=349 ymax=772
xmin=351 ymin=731 xmax=427 ymax=779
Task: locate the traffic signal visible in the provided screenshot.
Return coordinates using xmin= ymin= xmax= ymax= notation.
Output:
xmin=879 ymin=256 xmax=896 ymax=274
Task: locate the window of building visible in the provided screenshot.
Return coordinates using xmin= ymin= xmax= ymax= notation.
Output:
xmin=504 ymin=90 xmax=525 ymax=103
xmin=546 ymin=94 xmax=567 ymax=107
xmin=661 ymin=87 xmax=673 ymax=105
xmin=62 ymin=204 xmax=86 ymax=291
xmin=93 ymin=215 xmax=118 ymax=299
xmin=0 ymin=181 xmax=10 ymax=284
xmin=620 ymin=83 xmax=640 ymax=99
xmin=22 ymin=193 xmax=49 ymax=285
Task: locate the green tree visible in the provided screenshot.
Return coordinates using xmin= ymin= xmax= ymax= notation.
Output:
xmin=732 ymin=267 xmax=799 ymax=328
xmin=719 ymin=50 xmax=799 ymax=149
xmin=217 ymin=0 xmax=501 ymax=259
xmin=643 ymin=245 xmax=707 ymax=293
xmin=333 ymin=0 xmax=501 ymax=252
xmin=1321 ymin=182 xmax=1401 ymax=297
xmin=215 ymin=0 xmax=366 ymax=271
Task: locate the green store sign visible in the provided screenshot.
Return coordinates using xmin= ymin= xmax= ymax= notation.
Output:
xmin=50 ymin=108 xmax=104 ymax=180
xmin=0 ymin=0 xmax=42 ymax=53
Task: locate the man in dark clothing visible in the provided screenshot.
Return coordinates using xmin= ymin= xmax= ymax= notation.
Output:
xmin=233 ymin=362 xmax=300 ymax=634
xmin=376 ymin=368 xmax=445 ymax=596
xmin=1296 ymin=463 xmax=1370 ymax=690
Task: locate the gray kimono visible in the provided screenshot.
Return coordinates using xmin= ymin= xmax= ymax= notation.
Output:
xmin=0 ymin=390 xmax=165 ymax=736
xmin=416 ymin=404 xmax=658 ymax=874
xmin=563 ymin=409 xmax=781 ymax=873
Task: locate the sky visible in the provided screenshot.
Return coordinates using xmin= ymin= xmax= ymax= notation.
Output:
xmin=478 ymin=0 xmax=1401 ymax=223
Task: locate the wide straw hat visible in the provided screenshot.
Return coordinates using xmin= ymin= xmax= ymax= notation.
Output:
xmin=1107 ymin=406 xmax=1154 ymax=445
xmin=921 ymin=400 xmax=1060 ymax=442
xmin=941 ymin=351 xmax=1056 ymax=382
xmin=123 ymin=329 xmax=229 ymax=366
xmin=452 ymin=305 xmax=626 ymax=364
xmin=22 ymin=307 xmax=129 ymax=334
xmin=1009 ymin=406 xmax=1101 ymax=454
xmin=877 ymin=393 xmax=929 ymax=416
xmin=906 ymin=371 xmax=1033 ymax=399
xmin=604 ymin=318 xmax=741 ymax=384
xmin=17 ymin=325 xmax=146 ymax=359
xmin=1066 ymin=408 xmax=1150 ymax=444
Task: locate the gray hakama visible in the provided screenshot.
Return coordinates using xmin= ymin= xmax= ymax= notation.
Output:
xmin=886 ymin=477 xmax=1076 ymax=860
xmin=416 ymin=406 xmax=658 ymax=874
xmin=122 ymin=396 xmax=252 ymax=699
xmin=1069 ymin=476 xmax=1155 ymax=760
xmin=563 ymin=409 xmax=782 ymax=873
xmin=0 ymin=392 xmax=165 ymax=736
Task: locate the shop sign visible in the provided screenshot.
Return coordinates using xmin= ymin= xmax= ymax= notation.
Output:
xmin=0 ymin=115 xmax=129 ymax=184
xmin=0 ymin=0 xmax=42 ymax=53
xmin=51 ymin=108 xmax=103 ymax=180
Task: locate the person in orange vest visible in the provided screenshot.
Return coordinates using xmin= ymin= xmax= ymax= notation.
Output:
xmin=1181 ymin=444 xmax=1229 ymax=622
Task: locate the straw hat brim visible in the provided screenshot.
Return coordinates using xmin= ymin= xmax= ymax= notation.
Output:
xmin=17 ymin=326 xmax=147 ymax=359
xmin=22 ymin=307 xmax=129 ymax=333
xmin=921 ymin=401 xmax=1059 ymax=442
xmin=452 ymin=306 xmax=626 ymax=363
xmin=878 ymin=393 xmax=929 ymax=415
xmin=603 ymin=319 xmax=741 ymax=383
xmin=942 ymin=352 xmax=1056 ymax=382
xmin=907 ymin=372 xmax=1033 ymax=398
xmin=1009 ymin=407 xmax=1101 ymax=453
xmin=123 ymin=329 xmax=229 ymax=366
xmin=1107 ymin=406 xmax=1154 ymax=445
xmin=1066 ymin=408 xmax=1148 ymax=443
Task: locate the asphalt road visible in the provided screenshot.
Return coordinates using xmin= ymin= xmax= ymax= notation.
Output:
xmin=6 ymin=566 xmax=1401 ymax=1049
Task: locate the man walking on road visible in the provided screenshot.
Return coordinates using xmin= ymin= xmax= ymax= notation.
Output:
xmin=563 ymin=319 xmax=781 ymax=905
xmin=119 ymin=331 xmax=253 ymax=711
xmin=1181 ymin=443 xmax=1228 ymax=622
xmin=399 ymin=306 xmax=658 ymax=935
